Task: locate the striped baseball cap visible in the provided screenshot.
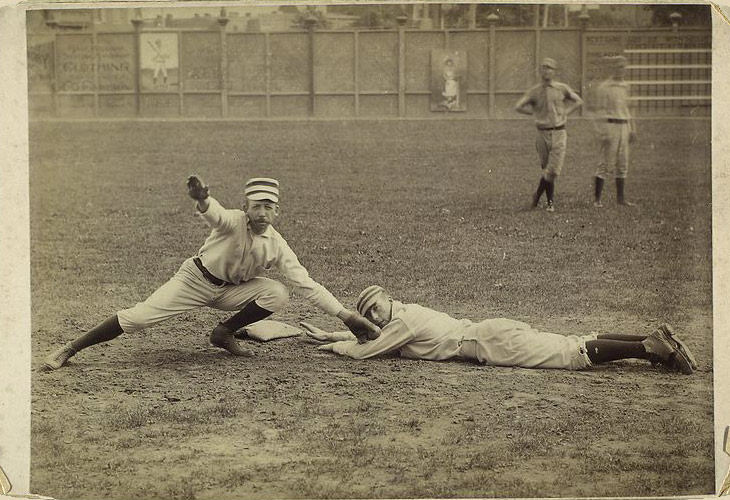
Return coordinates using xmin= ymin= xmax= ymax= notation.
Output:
xmin=356 ymin=285 xmax=385 ymax=316
xmin=244 ymin=178 xmax=280 ymax=203
xmin=540 ymin=57 xmax=558 ymax=69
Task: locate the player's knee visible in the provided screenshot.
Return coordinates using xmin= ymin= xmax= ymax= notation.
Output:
xmin=116 ymin=309 xmax=151 ymax=333
xmin=257 ymin=282 xmax=289 ymax=311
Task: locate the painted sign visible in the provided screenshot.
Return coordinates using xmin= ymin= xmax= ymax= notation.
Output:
xmin=140 ymin=33 xmax=179 ymax=91
xmin=431 ymin=49 xmax=467 ymax=112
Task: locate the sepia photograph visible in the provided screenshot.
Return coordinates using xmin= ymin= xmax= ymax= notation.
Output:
xmin=2 ymin=1 xmax=728 ymax=498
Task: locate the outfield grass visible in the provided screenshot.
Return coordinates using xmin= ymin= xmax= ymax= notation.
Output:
xmin=29 ymin=118 xmax=713 ymax=499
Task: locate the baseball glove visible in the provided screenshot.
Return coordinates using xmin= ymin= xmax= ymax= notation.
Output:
xmin=187 ymin=174 xmax=209 ymax=200
xmin=342 ymin=313 xmax=381 ymax=344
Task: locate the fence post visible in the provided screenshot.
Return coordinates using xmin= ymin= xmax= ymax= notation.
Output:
xmin=397 ymin=15 xmax=408 ymax=118
xmin=487 ymin=13 xmax=499 ymax=118
xmin=306 ymin=16 xmax=317 ymax=117
xmin=218 ymin=8 xmax=229 ymax=118
xmin=131 ymin=14 xmax=143 ymax=117
xmin=47 ymin=13 xmax=59 ymax=117
xmin=578 ymin=7 xmax=590 ymax=117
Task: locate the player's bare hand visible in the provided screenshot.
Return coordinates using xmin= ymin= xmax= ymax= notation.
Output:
xmin=187 ymin=175 xmax=210 ymax=201
xmin=317 ymin=343 xmax=336 ymax=352
xmin=300 ymin=321 xmax=332 ymax=342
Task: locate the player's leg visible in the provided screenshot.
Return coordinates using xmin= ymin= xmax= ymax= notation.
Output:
xmin=44 ymin=258 xmax=215 ymax=369
xmin=586 ymin=324 xmax=694 ymax=373
xmin=208 ymin=277 xmax=290 ymax=356
xmin=597 ymin=325 xmax=697 ymax=369
xmin=544 ymin=130 xmax=567 ymax=212
xmin=594 ymin=142 xmax=611 ymax=208
xmin=616 ymin=125 xmax=634 ymax=206
xmin=532 ymin=132 xmax=550 ymax=208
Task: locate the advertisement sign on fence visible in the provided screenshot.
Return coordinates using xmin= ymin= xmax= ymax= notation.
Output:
xmin=431 ymin=49 xmax=467 ymax=112
xmin=140 ymin=33 xmax=179 ymax=91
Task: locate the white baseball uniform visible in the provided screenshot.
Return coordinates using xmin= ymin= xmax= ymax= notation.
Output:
xmin=117 ymin=197 xmax=344 ymax=332
xmin=321 ymin=301 xmax=593 ymax=370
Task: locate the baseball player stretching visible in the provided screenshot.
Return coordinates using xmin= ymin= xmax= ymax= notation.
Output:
xmin=514 ymin=58 xmax=583 ymax=213
xmin=302 ymin=285 xmax=697 ymax=375
xmin=593 ymin=55 xmax=637 ymax=207
xmin=43 ymin=176 xmax=380 ymax=370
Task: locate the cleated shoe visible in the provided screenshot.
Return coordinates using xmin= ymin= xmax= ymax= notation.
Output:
xmin=657 ymin=324 xmax=698 ymax=371
xmin=546 ymin=201 xmax=555 ymax=213
xmin=210 ymin=324 xmax=254 ymax=357
xmin=43 ymin=344 xmax=77 ymax=370
xmin=646 ymin=327 xmax=693 ymax=375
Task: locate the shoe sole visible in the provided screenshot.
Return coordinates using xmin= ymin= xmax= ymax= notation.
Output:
xmin=667 ymin=350 xmax=694 ymax=375
xmin=651 ymin=328 xmax=693 ymax=375
xmin=43 ymin=360 xmax=63 ymax=370
xmin=659 ymin=324 xmax=698 ymax=370
xmin=43 ymin=348 xmax=75 ymax=370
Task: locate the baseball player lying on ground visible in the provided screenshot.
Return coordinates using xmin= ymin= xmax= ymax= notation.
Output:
xmin=43 ymin=176 xmax=380 ymax=370
xmin=301 ymin=285 xmax=697 ymax=374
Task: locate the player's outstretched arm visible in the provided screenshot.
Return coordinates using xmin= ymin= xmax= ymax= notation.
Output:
xmin=300 ymin=321 xmax=355 ymax=342
xmin=186 ymin=174 xmax=210 ymax=212
xmin=336 ymin=308 xmax=381 ymax=344
xmin=513 ymin=93 xmax=533 ymax=115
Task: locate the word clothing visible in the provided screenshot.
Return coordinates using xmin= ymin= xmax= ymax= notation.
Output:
xmin=117 ymin=197 xmax=343 ymax=332
xmin=321 ymin=301 xmax=593 ymax=370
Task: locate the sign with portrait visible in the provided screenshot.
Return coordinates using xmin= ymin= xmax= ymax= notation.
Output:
xmin=430 ymin=49 xmax=467 ymax=112
xmin=140 ymin=33 xmax=179 ymax=91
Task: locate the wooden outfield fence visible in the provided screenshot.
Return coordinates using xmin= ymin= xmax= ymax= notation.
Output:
xmin=26 ymin=17 xmax=711 ymax=119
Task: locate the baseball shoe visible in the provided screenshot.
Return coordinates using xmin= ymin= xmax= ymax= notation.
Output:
xmin=657 ymin=324 xmax=698 ymax=371
xmin=210 ymin=324 xmax=254 ymax=357
xmin=645 ymin=327 xmax=694 ymax=375
xmin=546 ymin=201 xmax=555 ymax=213
xmin=43 ymin=344 xmax=77 ymax=370
xmin=593 ymin=201 xmax=603 ymax=208
xmin=618 ymin=200 xmax=637 ymax=207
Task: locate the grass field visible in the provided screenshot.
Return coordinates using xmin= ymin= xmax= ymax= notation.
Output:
xmin=29 ymin=118 xmax=713 ymax=499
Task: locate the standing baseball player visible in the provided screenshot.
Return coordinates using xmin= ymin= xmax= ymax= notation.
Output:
xmin=302 ymin=285 xmax=697 ymax=375
xmin=514 ymin=58 xmax=583 ymax=212
xmin=592 ymin=55 xmax=637 ymax=207
xmin=43 ymin=176 xmax=380 ymax=370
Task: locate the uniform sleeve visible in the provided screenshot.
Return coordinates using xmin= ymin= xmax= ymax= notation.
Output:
xmin=514 ymin=88 xmax=534 ymax=110
xmin=196 ymin=197 xmax=237 ymax=233
xmin=563 ymin=84 xmax=583 ymax=105
xmin=274 ymin=236 xmax=345 ymax=316
xmin=323 ymin=319 xmax=415 ymax=360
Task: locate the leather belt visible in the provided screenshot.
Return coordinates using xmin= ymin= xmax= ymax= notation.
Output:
xmin=537 ymin=124 xmax=565 ymax=131
xmin=193 ymin=257 xmax=228 ymax=287
xmin=607 ymin=118 xmax=629 ymax=124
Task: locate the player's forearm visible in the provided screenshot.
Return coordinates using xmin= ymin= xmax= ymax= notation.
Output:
xmin=565 ymin=101 xmax=583 ymax=115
